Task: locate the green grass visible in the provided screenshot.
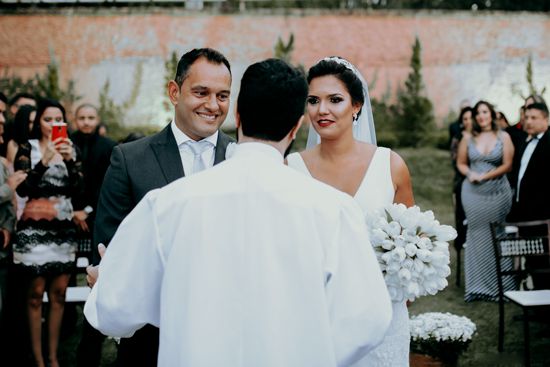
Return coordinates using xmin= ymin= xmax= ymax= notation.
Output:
xmin=56 ymin=147 xmax=547 ymax=366
xmin=399 ymin=147 xmax=548 ymax=367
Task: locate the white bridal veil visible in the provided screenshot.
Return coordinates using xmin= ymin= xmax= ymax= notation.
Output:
xmin=306 ymin=56 xmax=377 ymax=148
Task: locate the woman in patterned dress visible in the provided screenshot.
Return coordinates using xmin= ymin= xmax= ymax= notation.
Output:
xmin=457 ymin=100 xmax=515 ymax=302
xmin=13 ymin=99 xmax=84 ymax=367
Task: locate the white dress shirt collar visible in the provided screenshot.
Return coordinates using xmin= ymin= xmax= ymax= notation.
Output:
xmin=232 ymin=142 xmax=284 ymax=164
xmin=170 ymin=120 xmax=218 ymax=147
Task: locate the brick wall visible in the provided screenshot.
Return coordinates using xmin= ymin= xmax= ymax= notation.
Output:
xmin=1 ymin=10 xmax=549 ymax=126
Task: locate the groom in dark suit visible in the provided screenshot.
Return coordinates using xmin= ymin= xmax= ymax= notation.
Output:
xmin=508 ymin=101 xmax=550 ymax=289
xmin=82 ymin=48 xmax=234 ymax=367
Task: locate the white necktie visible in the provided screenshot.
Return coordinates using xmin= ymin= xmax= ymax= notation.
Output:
xmin=187 ymin=140 xmax=212 ymax=174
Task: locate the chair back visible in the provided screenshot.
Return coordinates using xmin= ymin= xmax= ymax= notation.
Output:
xmin=490 ymin=220 xmax=550 ymax=298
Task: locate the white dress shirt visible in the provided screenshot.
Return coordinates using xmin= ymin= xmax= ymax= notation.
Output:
xmin=84 ymin=142 xmax=392 ymax=367
xmin=171 ymin=121 xmax=218 ymax=175
xmin=517 ymin=132 xmax=544 ymax=201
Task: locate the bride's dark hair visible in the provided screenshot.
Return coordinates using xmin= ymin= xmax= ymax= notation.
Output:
xmin=307 ymin=57 xmax=365 ymax=116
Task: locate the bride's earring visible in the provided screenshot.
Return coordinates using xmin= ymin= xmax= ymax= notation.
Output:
xmin=352 ymin=113 xmax=358 ymax=126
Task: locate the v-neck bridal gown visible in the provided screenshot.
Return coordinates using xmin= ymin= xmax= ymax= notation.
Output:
xmin=287 ymin=147 xmax=410 ymax=367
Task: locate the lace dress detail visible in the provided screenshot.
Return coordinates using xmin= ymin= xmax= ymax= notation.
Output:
xmin=287 ymin=148 xmax=409 ymax=366
xmin=12 ymin=139 xmax=84 ymax=276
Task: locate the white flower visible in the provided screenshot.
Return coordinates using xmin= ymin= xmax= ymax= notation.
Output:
xmin=434 ymin=225 xmax=458 ymax=242
xmin=386 ymin=203 xmax=407 ymax=222
xmin=370 ymin=228 xmax=388 ymax=244
xmin=365 ymin=203 xmax=454 ymax=302
xmin=417 ymin=249 xmax=433 ymax=262
xmin=410 ymin=312 xmax=476 ymax=344
xmin=398 ymin=268 xmax=412 ymax=282
xmin=381 ymin=239 xmax=395 ymax=251
xmin=405 ymin=243 xmax=418 ymax=257
xmin=390 ymin=247 xmax=407 ymax=263
xmin=399 ymin=206 xmax=421 ymax=229
xmin=383 ymin=221 xmax=402 ymax=237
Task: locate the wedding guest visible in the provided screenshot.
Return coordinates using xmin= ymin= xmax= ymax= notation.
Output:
xmin=449 ymin=106 xmax=473 ymax=286
xmin=6 ymin=104 xmax=36 ymax=164
xmin=496 ymin=111 xmax=510 ymax=129
xmin=1 ymin=93 xmax=36 ymax=158
xmin=8 ymin=92 xmax=36 ymax=118
xmin=91 ymin=48 xmax=235 ymax=367
xmin=85 ymin=58 xmax=391 ymax=367
xmin=508 ymin=102 xmax=550 ymax=289
xmin=449 ymin=101 xmax=471 ymax=148
xmin=287 ymin=57 xmax=414 ymax=366
xmin=457 ymin=100 xmax=514 ymax=302
xmin=71 ymin=104 xmax=116 ymax=367
xmin=0 ymin=93 xmax=27 ymax=335
xmin=13 ymin=98 xmax=84 ymax=367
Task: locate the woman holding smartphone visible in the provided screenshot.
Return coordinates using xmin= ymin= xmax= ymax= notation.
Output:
xmin=13 ymin=98 xmax=84 ymax=367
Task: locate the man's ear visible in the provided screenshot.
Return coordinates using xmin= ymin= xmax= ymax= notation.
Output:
xmin=234 ymin=110 xmax=241 ymax=130
xmin=289 ymin=115 xmax=305 ymax=141
xmin=167 ymin=81 xmax=180 ymax=105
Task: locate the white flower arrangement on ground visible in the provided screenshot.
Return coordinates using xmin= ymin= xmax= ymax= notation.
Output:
xmin=410 ymin=312 xmax=476 ymax=361
xmin=365 ymin=203 xmax=457 ymax=302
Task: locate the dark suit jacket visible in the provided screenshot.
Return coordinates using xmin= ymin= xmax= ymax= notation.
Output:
xmin=91 ymin=124 xmax=234 ymax=367
xmin=71 ymin=130 xmax=117 ymax=216
xmin=93 ymin=124 xmax=234 ymax=262
xmin=508 ymin=129 xmax=550 ymax=222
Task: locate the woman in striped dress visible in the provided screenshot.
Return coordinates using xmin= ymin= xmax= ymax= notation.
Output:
xmin=457 ymin=100 xmax=515 ymax=302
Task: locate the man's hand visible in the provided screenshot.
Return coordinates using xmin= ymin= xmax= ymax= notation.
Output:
xmin=73 ymin=210 xmax=89 ymax=232
xmin=6 ymin=171 xmax=27 ymax=191
xmin=1 ymin=228 xmax=10 ymax=249
xmin=86 ymin=243 xmax=106 ymax=288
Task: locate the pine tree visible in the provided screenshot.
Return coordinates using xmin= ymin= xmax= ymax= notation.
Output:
xmin=395 ymin=36 xmax=435 ymax=147
xmin=274 ymin=33 xmax=295 ymax=64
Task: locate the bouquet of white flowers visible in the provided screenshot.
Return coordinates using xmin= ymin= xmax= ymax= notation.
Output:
xmin=365 ymin=203 xmax=457 ymax=302
xmin=410 ymin=312 xmax=476 ymax=361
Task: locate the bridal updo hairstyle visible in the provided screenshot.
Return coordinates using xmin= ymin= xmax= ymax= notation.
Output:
xmin=307 ymin=57 xmax=365 ymax=118
xmin=237 ymin=58 xmax=308 ymax=142
xmin=472 ymin=100 xmax=498 ymax=136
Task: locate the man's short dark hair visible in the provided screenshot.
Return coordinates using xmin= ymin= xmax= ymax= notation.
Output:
xmin=237 ymin=58 xmax=308 ymax=142
xmin=175 ymin=48 xmax=231 ymax=87
xmin=9 ymin=92 xmax=35 ymax=106
xmin=0 ymin=92 xmax=7 ymax=104
xmin=525 ymin=102 xmax=549 ymax=118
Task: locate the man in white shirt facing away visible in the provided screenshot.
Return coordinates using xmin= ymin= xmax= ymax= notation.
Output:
xmin=84 ymin=58 xmax=392 ymax=367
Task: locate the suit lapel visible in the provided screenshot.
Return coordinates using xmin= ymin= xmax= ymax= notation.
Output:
xmin=150 ymin=125 xmax=185 ymax=183
xmin=524 ymin=130 xmax=549 ymax=176
xmin=214 ymin=130 xmax=236 ymax=165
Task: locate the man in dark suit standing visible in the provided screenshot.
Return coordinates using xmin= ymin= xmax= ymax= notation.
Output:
xmin=89 ymin=48 xmax=234 ymax=366
xmin=73 ymin=103 xmax=116 ymax=367
xmin=508 ymin=101 xmax=550 ymax=289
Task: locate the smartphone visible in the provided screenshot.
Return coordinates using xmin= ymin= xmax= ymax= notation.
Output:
xmin=51 ymin=122 xmax=68 ymax=142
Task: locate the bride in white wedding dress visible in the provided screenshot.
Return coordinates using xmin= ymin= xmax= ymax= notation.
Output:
xmin=287 ymin=57 xmax=415 ymax=366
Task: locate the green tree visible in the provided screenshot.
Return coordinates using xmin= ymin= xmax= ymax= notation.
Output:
xmin=163 ymin=50 xmax=179 ymax=112
xmin=0 ymin=53 xmax=81 ymax=115
xmin=274 ymin=33 xmax=295 ymax=64
xmin=394 ymin=36 xmax=435 ymax=147
xmin=511 ymin=54 xmax=546 ymax=99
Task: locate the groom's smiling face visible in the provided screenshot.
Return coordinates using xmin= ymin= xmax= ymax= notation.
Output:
xmin=171 ymin=57 xmax=231 ymax=141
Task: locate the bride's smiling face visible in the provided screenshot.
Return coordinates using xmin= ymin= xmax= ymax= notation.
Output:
xmin=307 ymin=75 xmax=361 ymax=139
